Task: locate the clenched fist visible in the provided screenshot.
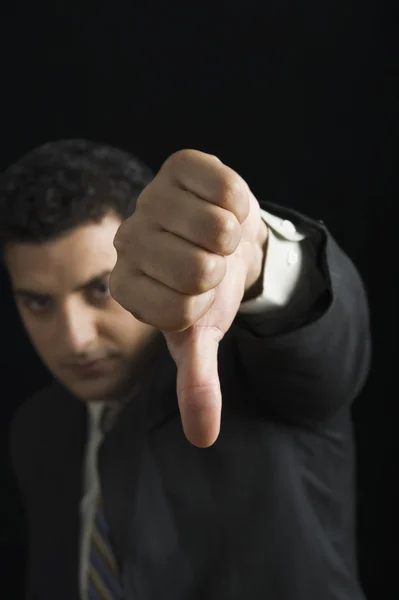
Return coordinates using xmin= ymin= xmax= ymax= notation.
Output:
xmin=110 ymin=150 xmax=268 ymax=447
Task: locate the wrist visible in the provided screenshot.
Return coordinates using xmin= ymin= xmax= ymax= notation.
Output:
xmin=243 ymin=219 xmax=268 ymax=301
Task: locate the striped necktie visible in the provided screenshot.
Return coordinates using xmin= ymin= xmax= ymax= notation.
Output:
xmin=88 ymin=403 xmax=126 ymax=600
xmin=87 ymin=497 xmax=125 ymax=600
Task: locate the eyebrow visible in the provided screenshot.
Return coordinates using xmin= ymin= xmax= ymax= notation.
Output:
xmin=14 ymin=269 xmax=112 ymax=298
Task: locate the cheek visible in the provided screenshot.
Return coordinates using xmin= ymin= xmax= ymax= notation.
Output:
xmin=18 ymin=311 xmax=57 ymax=357
xmin=102 ymin=304 xmax=153 ymax=348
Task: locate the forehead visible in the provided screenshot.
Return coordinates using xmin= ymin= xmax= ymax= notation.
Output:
xmin=5 ymin=214 xmax=122 ymax=294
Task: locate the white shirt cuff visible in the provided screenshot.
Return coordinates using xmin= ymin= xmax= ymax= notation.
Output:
xmin=238 ymin=209 xmax=306 ymax=315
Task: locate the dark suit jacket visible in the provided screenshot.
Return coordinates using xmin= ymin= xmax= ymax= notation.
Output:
xmin=9 ymin=203 xmax=371 ymax=600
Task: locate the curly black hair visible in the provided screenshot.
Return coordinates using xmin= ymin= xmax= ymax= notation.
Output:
xmin=0 ymin=139 xmax=154 ymax=251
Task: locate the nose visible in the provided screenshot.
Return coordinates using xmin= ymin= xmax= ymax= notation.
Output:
xmin=60 ymin=300 xmax=98 ymax=356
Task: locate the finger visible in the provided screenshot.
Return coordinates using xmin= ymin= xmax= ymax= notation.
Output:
xmin=109 ymin=266 xmax=215 ymax=332
xmin=161 ymin=149 xmax=250 ymax=224
xmin=133 ymin=229 xmax=227 ymax=295
xmin=139 ymin=185 xmax=242 ymax=257
xmin=173 ymin=327 xmax=222 ymax=447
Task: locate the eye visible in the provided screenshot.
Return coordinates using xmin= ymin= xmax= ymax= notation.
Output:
xmin=23 ymin=296 xmax=51 ymax=314
xmin=89 ymin=281 xmax=111 ymax=301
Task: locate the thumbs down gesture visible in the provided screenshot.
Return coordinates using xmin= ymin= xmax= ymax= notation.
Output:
xmin=110 ymin=150 xmax=268 ymax=448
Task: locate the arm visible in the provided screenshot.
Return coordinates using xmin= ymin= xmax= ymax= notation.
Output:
xmin=109 ymin=149 xmax=371 ymax=445
xmin=233 ymin=201 xmax=371 ymax=426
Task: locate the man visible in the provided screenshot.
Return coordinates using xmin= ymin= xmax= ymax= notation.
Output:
xmin=1 ymin=140 xmax=370 ymax=600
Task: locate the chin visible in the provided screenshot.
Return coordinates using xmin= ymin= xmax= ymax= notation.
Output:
xmin=65 ymin=378 xmax=123 ymax=403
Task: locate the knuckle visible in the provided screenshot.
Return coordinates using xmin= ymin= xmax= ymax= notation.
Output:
xmin=109 ymin=268 xmax=124 ymax=305
xmin=163 ymin=149 xmax=191 ymax=175
xmin=109 ymin=265 xmax=139 ymax=311
xmin=180 ymin=296 xmax=201 ymax=329
xmin=112 ymin=214 xmax=140 ymax=253
xmin=161 ymin=299 xmax=193 ymax=332
xmin=218 ymin=172 xmax=244 ymax=205
xmin=113 ymin=222 xmax=127 ymax=253
xmin=194 ymin=254 xmax=222 ymax=291
xmin=135 ymin=187 xmax=153 ymax=216
xmin=213 ymin=213 xmax=240 ymax=254
xmin=175 ymin=313 xmax=193 ymax=332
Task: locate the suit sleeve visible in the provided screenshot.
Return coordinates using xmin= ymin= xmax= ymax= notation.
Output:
xmin=231 ymin=201 xmax=371 ymax=427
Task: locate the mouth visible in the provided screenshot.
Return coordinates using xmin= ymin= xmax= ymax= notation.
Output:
xmin=70 ymin=358 xmax=112 ymax=377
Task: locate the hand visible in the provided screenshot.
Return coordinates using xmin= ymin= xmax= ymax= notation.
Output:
xmin=110 ymin=150 xmax=268 ymax=447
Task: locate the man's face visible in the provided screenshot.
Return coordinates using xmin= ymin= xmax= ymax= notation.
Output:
xmin=5 ymin=213 xmax=154 ymax=403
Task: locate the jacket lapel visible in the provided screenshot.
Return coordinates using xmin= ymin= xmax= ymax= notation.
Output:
xmin=28 ymin=382 xmax=87 ymax=600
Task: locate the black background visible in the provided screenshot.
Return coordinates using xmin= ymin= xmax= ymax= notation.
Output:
xmin=0 ymin=2 xmax=397 ymax=598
